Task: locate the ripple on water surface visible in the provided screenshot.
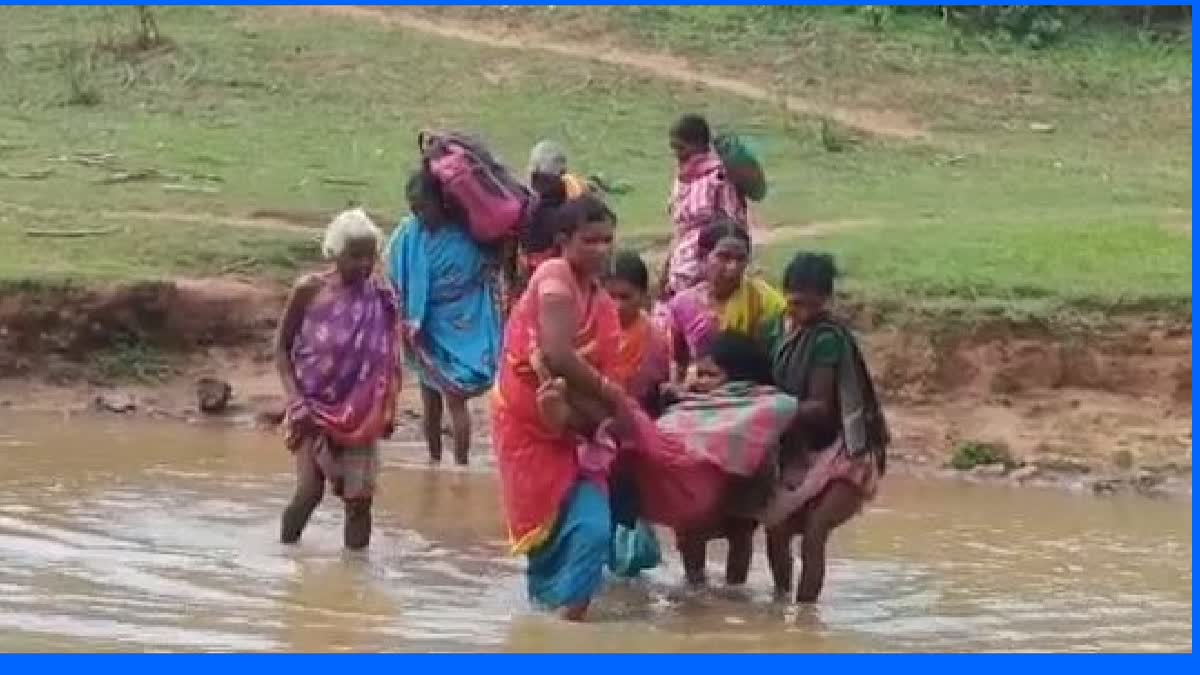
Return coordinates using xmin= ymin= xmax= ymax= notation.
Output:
xmin=0 ymin=413 xmax=1190 ymax=652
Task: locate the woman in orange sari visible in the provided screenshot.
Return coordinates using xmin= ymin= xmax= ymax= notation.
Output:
xmin=491 ymin=194 xmax=625 ymax=621
xmin=603 ymin=250 xmax=671 ymax=414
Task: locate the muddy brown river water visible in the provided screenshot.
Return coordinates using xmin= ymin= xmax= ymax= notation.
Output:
xmin=0 ymin=413 xmax=1190 ymax=652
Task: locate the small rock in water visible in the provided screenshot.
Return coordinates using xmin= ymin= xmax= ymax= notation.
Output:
xmin=1090 ymin=477 xmax=1123 ymax=496
xmin=95 ymin=392 xmax=136 ymax=414
xmin=196 ymin=377 xmax=232 ymax=414
xmin=1134 ymin=469 xmax=1166 ymax=491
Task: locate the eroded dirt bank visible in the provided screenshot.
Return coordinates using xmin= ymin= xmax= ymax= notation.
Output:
xmin=0 ymin=278 xmax=1190 ymax=496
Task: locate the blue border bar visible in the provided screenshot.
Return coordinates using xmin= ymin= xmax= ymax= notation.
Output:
xmin=0 ymin=0 xmax=1193 ymax=658
xmin=1 ymin=654 xmax=1196 ymax=664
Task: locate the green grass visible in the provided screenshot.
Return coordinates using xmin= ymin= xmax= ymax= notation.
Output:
xmin=0 ymin=208 xmax=320 ymax=284
xmin=91 ymin=336 xmax=175 ymax=382
xmin=949 ymin=441 xmax=1017 ymax=471
xmin=0 ymin=6 xmax=1190 ymax=319
xmin=417 ymin=6 xmax=1191 ymax=135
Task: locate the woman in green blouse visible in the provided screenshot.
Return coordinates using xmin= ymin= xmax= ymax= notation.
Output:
xmin=763 ymin=252 xmax=891 ymax=603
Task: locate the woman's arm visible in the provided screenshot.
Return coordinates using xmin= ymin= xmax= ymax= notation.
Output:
xmin=563 ymin=390 xmax=610 ymax=436
xmin=274 ymin=274 xmax=323 ymax=402
xmin=670 ymin=324 xmax=690 ymax=383
xmin=792 ymin=365 xmax=837 ymax=429
xmin=789 ymin=330 xmax=843 ymax=434
xmin=537 ymin=292 xmax=621 ymax=407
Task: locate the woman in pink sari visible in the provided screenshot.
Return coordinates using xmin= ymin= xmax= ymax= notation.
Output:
xmin=659 ymin=113 xmax=749 ymax=298
xmin=276 ymin=209 xmax=399 ymax=551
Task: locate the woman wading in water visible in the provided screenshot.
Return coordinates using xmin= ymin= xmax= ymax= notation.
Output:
xmin=491 ymin=194 xmax=626 ymax=621
xmin=763 ymin=252 xmax=889 ymax=602
xmin=386 ymin=170 xmax=502 ymax=465
xmin=276 ymin=209 xmax=399 ymax=550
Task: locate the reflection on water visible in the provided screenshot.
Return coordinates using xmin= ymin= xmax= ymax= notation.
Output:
xmin=0 ymin=413 xmax=1190 ymax=652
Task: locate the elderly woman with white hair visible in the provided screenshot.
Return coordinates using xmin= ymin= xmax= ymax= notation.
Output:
xmin=518 ymin=140 xmax=590 ymax=289
xmin=275 ymin=208 xmax=400 ymax=550
xmin=528 ymin=140 xmax=588 ymax=201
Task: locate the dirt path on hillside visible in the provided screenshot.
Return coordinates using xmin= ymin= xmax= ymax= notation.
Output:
xmin=292 ymin=5 xmax=928 ymax=141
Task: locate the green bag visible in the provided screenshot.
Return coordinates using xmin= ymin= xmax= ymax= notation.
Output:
xmin=610 ymin=520 xmax=662 ymax=578
xmin=714 ymin=132 xmax=767 ymax=202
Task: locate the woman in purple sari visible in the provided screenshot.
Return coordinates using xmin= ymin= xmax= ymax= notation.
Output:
xmin=276 ymin=208 xmax=400 ymax=550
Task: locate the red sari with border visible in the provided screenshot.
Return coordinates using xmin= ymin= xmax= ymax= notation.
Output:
xmin=490 ymin=259 xmax=622 ymax=554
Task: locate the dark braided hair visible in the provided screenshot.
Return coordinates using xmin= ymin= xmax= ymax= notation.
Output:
xmin=670 ymin=113 xmax=712 ymax=147
xmin=702 ymin=330 xmax=774 ymax=385
xmin=405 ymin=167 xmax=441 ymax=203
xmin=696 ymin=216 xmax=750 ymax=259
xmin=607 ymin=249 xmax=650 ymax=292
xmin=554 ymin=193 xmax=617 ymax=239
xmin=782 ymin=251 xmax=838 ymax=296
xmin=405 ymin=167 xmax=463 ymax=224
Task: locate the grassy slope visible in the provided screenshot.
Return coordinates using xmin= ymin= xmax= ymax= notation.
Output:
xmin=0 ymin=6 xmax=1191 ymax=318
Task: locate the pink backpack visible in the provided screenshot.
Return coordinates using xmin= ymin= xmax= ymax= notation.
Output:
xmin=418 ymin=130 xmax=533 ymax=244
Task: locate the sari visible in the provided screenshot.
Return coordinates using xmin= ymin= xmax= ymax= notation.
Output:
xmin=607 ymin=311 xmax=670 ymax=578
xmin=385 ymin=216 xmax=501 ymax=399
xmin=621 ymin=382 xmax=797 ymax=532
xmin=491 ymin=258 xmax=622 ymax=608
xmin=284 ymin=275 xmax=399 ymax=500
xmin=761 ymin=317 xmax=888 ymax=527
xmin=612 ymin=311 xmax=671 ymax=410
xmin=666 ymin=150 xmax=748 ymax=295
xmin=659 ymin=276 xmax=786 ymax=362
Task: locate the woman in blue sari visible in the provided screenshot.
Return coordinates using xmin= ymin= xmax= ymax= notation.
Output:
xmin=386 ymin=169 xmax=502 ymax=465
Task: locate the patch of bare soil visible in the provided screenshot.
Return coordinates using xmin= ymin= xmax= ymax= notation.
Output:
xmin=866 ymin=320 xmax=1192 ymax=488
xmin=0 ymin=277 xmax=1190 ymax=496
xmin=285 ymin=6 xmax=927 ymax=141
xmin=0 ymin=278 xmax=283 ymax=379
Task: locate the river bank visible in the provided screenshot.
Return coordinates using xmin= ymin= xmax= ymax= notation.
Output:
xmin=0 ymin=277 xmax=1189 ymax=499
xmin=0 ymin=6 xmax=1191 ymax=500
